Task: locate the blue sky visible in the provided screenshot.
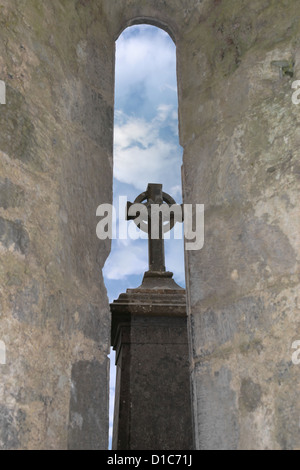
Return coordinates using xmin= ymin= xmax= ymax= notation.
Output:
xmin=104 ymin=24 xmax=184 ymax=448
xmin=104 ymin=25 xmax=185 ymax=302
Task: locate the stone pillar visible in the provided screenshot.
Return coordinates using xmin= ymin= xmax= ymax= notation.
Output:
xmin=111 ymin=272 xmax=193 ymax=450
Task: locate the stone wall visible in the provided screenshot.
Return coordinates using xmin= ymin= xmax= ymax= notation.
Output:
xmin=177 ymin=0 xmax=300 ymax=450
xmin=0 ymin=0 xmax=299 ymax=450
xmin=0 ymin=0 xmax=113 ymax=449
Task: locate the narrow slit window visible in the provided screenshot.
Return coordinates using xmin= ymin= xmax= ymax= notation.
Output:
xmin=103 ymin=24 xmax=184 ymax=449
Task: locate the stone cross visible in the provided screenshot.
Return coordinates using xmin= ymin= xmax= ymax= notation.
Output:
xmin=126 ymin=183 xmax=182 ymax=273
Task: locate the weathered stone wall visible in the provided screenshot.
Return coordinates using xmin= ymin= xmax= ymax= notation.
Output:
xmin=0 ymin=1 xmax=113 ymax=449
xmin=178 ymin=0 xmax=300 ymax=450
xmin=0 ymin=0 xmax=299 ymax=450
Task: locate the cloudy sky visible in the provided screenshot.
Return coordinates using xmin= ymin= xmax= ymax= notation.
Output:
xmin=104 ymin=24 xmax=185 ymax=302
xmin=104 ymin=24 xmax=184 ymax=448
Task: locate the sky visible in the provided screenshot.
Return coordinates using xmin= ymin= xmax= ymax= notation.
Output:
xmin=103 ymin=24 xmax=184 ymax=448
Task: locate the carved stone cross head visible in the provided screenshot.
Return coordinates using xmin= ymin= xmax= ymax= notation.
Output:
xmin=126 ymin=183 xmax=183 ymax=273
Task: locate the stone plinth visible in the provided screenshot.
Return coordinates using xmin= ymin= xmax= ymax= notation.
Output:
xmin=111 ymin=271 xmax=193 ymax=450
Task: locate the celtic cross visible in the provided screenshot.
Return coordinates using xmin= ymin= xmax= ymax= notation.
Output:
xmin=126 ymin=183 xmax=182 ymax=273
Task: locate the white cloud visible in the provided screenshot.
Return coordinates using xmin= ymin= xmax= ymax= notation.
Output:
xmin=103 ymin=241 xmax=148 ymax=280
xmin=114 ymin=113 xmax=155 ymax=148
xmin=114 ymin=109 xmax=181 ymax=191
xmin=155 ymin=104 xmax=174 ymax=123
xmin=113 ymin=25 xmax=182 ymax=193
xmin=115 ymin=26 xmax=177 ymax=103
xmin=163 ymin=84 xmax=177 ymax=93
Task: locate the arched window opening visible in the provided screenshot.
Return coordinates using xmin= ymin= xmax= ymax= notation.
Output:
xmin=104 ymin=24 xmax=184 ymax=449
